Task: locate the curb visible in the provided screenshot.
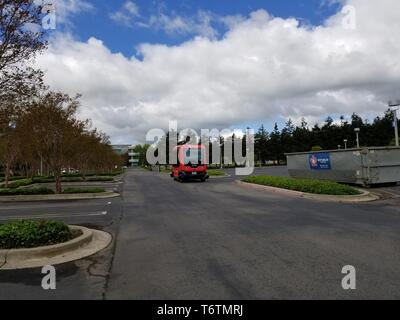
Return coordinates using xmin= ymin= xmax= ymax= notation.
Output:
xmin=0 ymin=192 xmax=120 ymax=203
xmin=0 ymin=226 xmax=112 ymax=270
xmin=235 ymin=181 xmax=380 ymax=203
xmin=209 ymin=174 xmax=231 ymax=179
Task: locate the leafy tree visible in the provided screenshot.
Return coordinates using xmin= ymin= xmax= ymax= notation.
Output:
xmin=255 ymin=125 xmax=269 ymax=165
xmin=0 ymin=0 xmax=46 ymax=76
xmin=16 ymin=92 xmax=84 ymax=193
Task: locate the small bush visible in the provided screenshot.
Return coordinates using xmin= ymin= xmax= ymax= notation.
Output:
xmin=85 ymin=176 xmax=114 ymax=182
xmin=0 ymin=188 xmax=55 ymax=196
xmin=5 ymin=178 xmax=33 ymax=189
xmin=62 ymin=187 xmax=105 ymax=194
xmin=311 ymin=146 xmax=323 ymax=152
xmin=0 ymin=220 xmax=73 ymax=249
xmin=61 ymin=177 xmax=83 ymax=182
xmin=61 ymin=173 xmax=82 ymax=178
xmin=0 ymin=176 xmax=26 ymax=183
xmin=63 ymin=171 xmax=122 ymax=177
xmin=32 ymin=176 xmax=55 ymax=183
xmin=32 ymin=175 xmax=115 ymax=183
xmin=107 ymin=170 xmax=124 ymax=176
xmin=243 ymin=176 xmax=361 ymax=196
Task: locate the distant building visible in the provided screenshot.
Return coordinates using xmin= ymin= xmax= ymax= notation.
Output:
xmin=111 ymin=144 xmax=131 ymax=156
xmin=128 ymin=146 xmax=140 ymax=167
xmin=111 ymin=144 xmax=140 ymax=167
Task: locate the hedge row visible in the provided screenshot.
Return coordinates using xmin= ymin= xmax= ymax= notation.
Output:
xmin=242 ymin=176 xmax=361 ymax=196
xmin=0 ymin=220 xmax=73 ymax=249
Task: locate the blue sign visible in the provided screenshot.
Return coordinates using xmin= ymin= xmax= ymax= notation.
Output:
xmin=309 ymin=153 xmax=331 ymax=170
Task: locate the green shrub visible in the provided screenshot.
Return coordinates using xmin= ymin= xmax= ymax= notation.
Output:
xmin=243 ymin=176 xmax=361 ymax=196
xmin=32 ymin=175 xmax=115 ymax=183
xmin=311 ymin=146 xmax=323 ymax=151
xmin=0 ymin=188 xmax=55 ymax=196
xmin=62 ymin=187 xmax=105 ymax=194
xmin=85 ymin=176 xmax=114 ymax=182
xmin=107 ymin=170 xmax=124 ymax=176
xmin=61 ymin=173 xmax=82 ymax=178
xmin=0 ymin=176 xmax=26 ymax=183
xmin=32 ymin=176 xmax=55 ymax=183
xmin=62 ymin=171 xmax=122 ymax=177
xmin=5 ymin=178 xmax=33 ymax=189
xmin=61 ymin=177 xmax=83 ymax=182
xmin=0 ymin=220 xmax=73 ymax=249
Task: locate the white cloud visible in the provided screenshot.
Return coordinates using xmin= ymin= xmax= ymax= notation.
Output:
xmin=110 ymin=1 xmax=218 ymax=39
xmin=110 ymin=1 xmax=140 ymax=27
xmin=36 ymin=0 xmax=400 ymax=144
xmin=142 ymin=10 xmax=218 ymax=38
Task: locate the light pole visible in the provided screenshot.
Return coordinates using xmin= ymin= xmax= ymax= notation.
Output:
xmin=219 ymin=135 xmax=223 ymax=170
xmin=354 ymin=128 xmax=360 ymax=148
xmin=389 ymin=100 xmax=400 ymax=147
xmin=343 ymin=139 xmax=348 ymax=150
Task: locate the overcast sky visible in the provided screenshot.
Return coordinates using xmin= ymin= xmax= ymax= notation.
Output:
xmin=35 ymin=0 xmax=400 ymax=144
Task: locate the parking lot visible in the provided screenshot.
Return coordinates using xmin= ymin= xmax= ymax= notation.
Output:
xmin=1 ymin=167 xmax=400 ymax=299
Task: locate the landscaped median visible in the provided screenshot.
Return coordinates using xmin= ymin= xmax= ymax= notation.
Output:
xmin=238 ymin=176 xmax=380 ymax=203
xmin=0 ymin=187 xmax=119 ymax=202
xmin=0 ymin=174 xmax=118 ymax=189
xmin=0 ymin=220 xmax=112 ymax=270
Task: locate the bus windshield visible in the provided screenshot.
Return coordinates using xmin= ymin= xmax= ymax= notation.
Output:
xmin=183 ymin=148 xmax=205 ymax=165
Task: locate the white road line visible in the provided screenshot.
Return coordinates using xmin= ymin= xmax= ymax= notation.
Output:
xmin=0 ymin=211 xmax=108 ymax=221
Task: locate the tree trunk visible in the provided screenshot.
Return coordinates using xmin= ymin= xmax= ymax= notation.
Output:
xmin=55 ymin=175 xmax=62 ymax=194
xmin=4 ymin=162 xmax=10 ymax=188
xmin=25 ymin=162 xmax=29 ymax=178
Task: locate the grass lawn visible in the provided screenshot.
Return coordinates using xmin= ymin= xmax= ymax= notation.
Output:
xmin=207 ymin=169 xmax=226 ymax=176
xmin=243 ymin=176 xmax=361 ymax=196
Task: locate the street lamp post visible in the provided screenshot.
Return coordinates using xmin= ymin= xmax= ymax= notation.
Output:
xmin=354 ymin=128 xmax=360 ymax=148
xmin=389 ymin=100 xmax=400 ymax=147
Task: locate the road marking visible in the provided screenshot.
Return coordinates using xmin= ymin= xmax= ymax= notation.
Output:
xmin=0 ymin=211 xmax=108 ymax=221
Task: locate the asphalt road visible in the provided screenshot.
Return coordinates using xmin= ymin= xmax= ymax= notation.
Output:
xmin=1 ymin=168 xmax=400 ymax=299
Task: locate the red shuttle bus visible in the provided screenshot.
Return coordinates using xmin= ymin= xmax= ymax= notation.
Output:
xmin=171 ymin=144 xmax=209 ymax=182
